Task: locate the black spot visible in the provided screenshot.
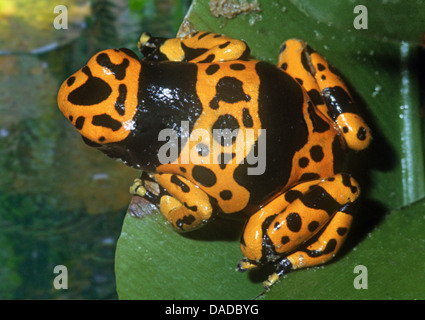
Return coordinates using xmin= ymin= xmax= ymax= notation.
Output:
xmin=317 ymin=63 xmax=326 ymax=71
xmin=209 ymin=99 xmax=219 ymax=110
xmin=299 ymin=157 xmax=309 ymax=168
xmin=295 ymin=78 xmax=303 ymax=85
xmin=321 ymin=75 xmax=326 ymax=81
xmin=67 ymin=76 xmax=75 ymax=86
xmin=98 ymin=136 xmax=105 ymax=142
xmin=115 ymin=84 xmax=127 ymax=116
xmin=184 ymin=203 xmax=198 ymax=211
xmin=230 ymin=63 xmax=246 ymax=70
xmin=310 ymin=145 xmax=324 ymax=162
xmin=176 ymin=214 xmax=196 ymax=230
xmin=279 ymin=43 xmax=286 ymax=54
xmin=181 ymin=43 xmax=208 ymax=61
xmin=75 ymin=116 xmax=85 ymax=130
xmin=192 ymin=165 xmax=217 ymax=187
xmin=286 ymin=212 xmax=302 ymax=232
xmin=212 ymin=114 xmax=240 ymax=146
xmin=337 ymin=227 xmax=347 ymax=236
xmin=285 ymin=190 xmax=303 ymax=203
xmin=281 ymin=236 xmax=290 ymax=245
xmin=170 ymin=175 xmax=190 ymax=193
xmin=307 ymin=101 xmax=331 ymax=133
xmin=198 ymin=32 xmax=210 ymax=40
xmin=280 ymin=62 xmax=288 ymax=70
xmin=301 ymin=186 xmax=341 ymax=216
xmin=96 ymin=53 xmax=129 ymax=80
xmin=219 ymin=190 xmax=233 ymax=200
xmin=180 ymin=166 xmax=186 ymax=173
xmin=68 ymin=115 xmax=73 ymax=122
xmin=242 ymin=108 xmax=253 ymax=128
xmin=68 ymin=74 xmax=112 ymax=106
xmin=308 ymin=221 xmax=319 ymax=232
xmin=198 ymin=54 xmax=215 ymax=63
xmin=219 ymin=41 xmax=230 ymax=49
xmin=343 ymin=126 xmax=349 ymax=133
xmin=357 ymin=127 xmax=367 ymax=141
xmin=322 ymin=239 xmax=337 ymax=254
xmin=92 ymin=114 xmax=122 ymax=131
xmin=211 ymin=76 xmax=251 ymax=107
xmin=206 ymin=64 xmax=219 ymax=75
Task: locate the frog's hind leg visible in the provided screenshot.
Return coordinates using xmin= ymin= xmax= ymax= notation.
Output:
xmin=238 ymin=173 xmax=360 ymax=287
xmin=277 ymin=39 xmax=371 ymax=151
xmin=155 ymin=173 xmax=217 ymax=232
xmin=263 ymin=204 xmax=355 ymax=288
xmin=130 ymin=172 xmax=217 ymax=232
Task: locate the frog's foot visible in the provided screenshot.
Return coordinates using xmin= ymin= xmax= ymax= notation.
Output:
xmin=236 ymin=257 xmax=259 ymax=272
xmin=237 ymin=257 xmax=293 ymax=288
xmin=129 ymin=171 xmax=168 ymax=206
xmin=155 ymin=173 xmax=216 ymax=232
xmin=129 ymin=178 xmax=146 ymax=197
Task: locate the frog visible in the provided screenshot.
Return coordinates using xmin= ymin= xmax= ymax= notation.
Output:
xmin=57 ymin=31 xmax=371 ymax=288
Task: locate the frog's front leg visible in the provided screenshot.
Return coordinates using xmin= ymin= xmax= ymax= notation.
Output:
xmin=238 ymin=173 xmax=360 ymax=287
xmin=154 ymin=173 xmax=217 ymax=232
xmin=277 ymin=39 xmax=371 ymax=151
xmin=138 ymin=31 xmax=250 ymax=63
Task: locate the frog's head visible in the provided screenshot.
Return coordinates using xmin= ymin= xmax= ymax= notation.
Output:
xmin=57 ymin=48 xmax=142 ymax=145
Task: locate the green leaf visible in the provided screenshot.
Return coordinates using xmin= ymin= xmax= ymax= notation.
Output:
xmin=116 ymin=0 xmax=425 ymax=299
xmin=116 ymin=198 xmax=264 ymax=299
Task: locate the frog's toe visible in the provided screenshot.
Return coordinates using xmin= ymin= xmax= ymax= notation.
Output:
xmin=129 ymin=178 xmax=147 ymax=197
xmin=263 ymin=257 xmax=293 ymax=288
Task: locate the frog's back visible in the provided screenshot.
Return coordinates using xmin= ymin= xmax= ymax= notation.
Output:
xmin=205 ymin=60 xmax=339 ymax=210
xmin=159 ymin=59 xmax=339 ymax=214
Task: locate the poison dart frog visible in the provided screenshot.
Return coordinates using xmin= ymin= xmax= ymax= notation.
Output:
xmin=57 ymin=31 xmax=371 ymax=288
